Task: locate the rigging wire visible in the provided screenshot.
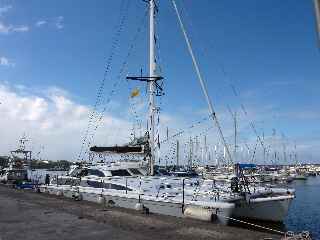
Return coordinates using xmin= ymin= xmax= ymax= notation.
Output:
xmin=154 ymin=0 xmax=165 ymax=158
xmin=78 ymin=0 xmax=130 ymax=161
xmin=160 ymin=115 xmax=210 ymax=145
xmin=177 ymin=0 xmax=267 ymax=152
xmin=126 ymin=9 xmax=149 ymax=140
xmin=171 ymin=0 xmax=233 ymax=165
xmin=81 ymin=6 xmax=149 ymax=161
xmin=162 ymin=124 xmax=214 ymax=167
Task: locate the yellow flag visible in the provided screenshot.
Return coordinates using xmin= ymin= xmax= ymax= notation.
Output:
xmin=130 ymin=88 xmax=140 ymax=98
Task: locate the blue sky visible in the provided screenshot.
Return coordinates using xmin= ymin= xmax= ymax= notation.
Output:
xmin=0 ymin=0 xmax=319 ymax=163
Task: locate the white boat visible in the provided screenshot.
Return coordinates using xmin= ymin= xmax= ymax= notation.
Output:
xmin=42 ymin=0 xmax=295 ymax=224
xmin=230 ymin=194 xmax=294 ymax=222
xmin=0 ymin=167 xmax=28 ymax=183
xmin=293 ymin=174 xmax=307 ymax=180
xmin=46 ymin=161 xmax=294 ymax=222
xmin=46 ymin=164 xmax=235 ymax=223
xmin=0 ymin=137 xmax=31 ymax=183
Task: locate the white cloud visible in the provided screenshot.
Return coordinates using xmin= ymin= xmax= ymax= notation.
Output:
xmin=0 ymin=83 xmax=132 ymax=161
xmin=0 ymin=5 xmax=12 ymax=17
xmin=0 ymin=22 xmax=29 ymax=34
xmin=55 ymin=16 xmax=64 ymax=29
xmin=0 ymin=22 xmax=10 ymax=33
xmin=0 ymin=5 xmax=29 ymax=34
xmin=35 ymin=20 xmax=47 ymax=27
xmin=0 ymin=57 xmax=14 ymax=67
xmin=0 ymin=82 xmax=318 ymax=164
xmin=35 ymin=17 xmax=64 ymax=30
xmin=12 ymin=25 xmax=29 ymax=32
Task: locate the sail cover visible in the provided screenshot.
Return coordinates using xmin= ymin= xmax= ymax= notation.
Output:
xmin=237 ymin=163 xmax=257 ymax=170
xmin=90 ymin=145 xmax=143 ymax=153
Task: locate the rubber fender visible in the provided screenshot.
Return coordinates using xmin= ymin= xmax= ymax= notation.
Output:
xmin=184 ymin=206 xmax=214 ymax=222
xmin=135 ymin=203 xmax=144 ymax=211
xmin=56 ymin=190 xmax=63 ymax=197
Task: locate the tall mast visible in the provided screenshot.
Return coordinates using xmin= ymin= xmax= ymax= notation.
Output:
xmin=234 ymin=111 xmax=237 ymax=161
xmin=262 ymin=131 xmax=266 ymax=164
xmin=228 ymin=107 xmax=237 ymax=161
xmin=176 ymin=140 xmax=179 ymax=167
xmin=149 ymin=0 xmax=156 ymax=175
xmin=188 ymin=137 xmax=193 ymax=169
xmin=126 ymin=0 xmax=163 ymax=175
xmin=204 ymin=135 xmax=207 ymax=165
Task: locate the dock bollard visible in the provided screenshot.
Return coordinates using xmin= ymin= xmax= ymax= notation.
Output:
xmin=56 ymin=190 xmax=63 ymax=196
xmin=135 ymin=203 xmax=144 ymax=211
xmin=72 ymin=187 xmax=82 ymax=201
xmin=97 ymin=195 xmax=105 ymax=205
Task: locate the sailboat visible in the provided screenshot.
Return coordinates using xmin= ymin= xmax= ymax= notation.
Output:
xmin=42 ymin=0 xmax=295 ymax=223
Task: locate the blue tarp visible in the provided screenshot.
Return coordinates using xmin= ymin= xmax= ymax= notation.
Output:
xmin=15 ymin=182 xmax=34 ymax=189
xmin=237 ymin=163 xmax=257 ymax=169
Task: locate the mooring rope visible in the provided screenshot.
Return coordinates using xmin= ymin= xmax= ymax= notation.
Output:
xmin=216 ymin=213 xmax=285 ymax=235
xmin=216 ymin=213 xmax=312 ymax=239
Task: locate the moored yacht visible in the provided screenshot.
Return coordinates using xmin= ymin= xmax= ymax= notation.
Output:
xmin=0 ymin=136 xmax=31 ymax=184
xmin=42 ymin=0 xmax=295 ymax=225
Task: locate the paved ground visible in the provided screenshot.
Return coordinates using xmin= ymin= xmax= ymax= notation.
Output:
xmin=0 ymin=185 xmax=280 ymax=240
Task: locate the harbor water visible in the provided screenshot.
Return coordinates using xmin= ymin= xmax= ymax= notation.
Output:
xmin=285 ymin=176 xmax=320 ymax=239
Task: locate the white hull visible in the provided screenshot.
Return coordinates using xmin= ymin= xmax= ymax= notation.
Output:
xmin=231 ymin=196 xmax=293 ymax=222
xmin=40 ymin=185 xmax=234 ymax=224
xmin=293 ymin=175 xmax=307 ymax=180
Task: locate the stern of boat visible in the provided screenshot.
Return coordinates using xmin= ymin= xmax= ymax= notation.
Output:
xmin=231 ymin=195 xmax=294 ymax=222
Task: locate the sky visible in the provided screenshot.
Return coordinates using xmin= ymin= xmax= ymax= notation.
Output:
xmin=0 ymin=0 xmax=319 ymax=164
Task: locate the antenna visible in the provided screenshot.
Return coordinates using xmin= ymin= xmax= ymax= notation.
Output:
xmin=204 ymin=135 xmax=207 ymax=165
xmin=281 ymin=133 xmax=287 ymax=165
xmin=294 ymin=141 xmax=298 ymax=165
xmin=227 ymin=106 xmax=237 ymax=162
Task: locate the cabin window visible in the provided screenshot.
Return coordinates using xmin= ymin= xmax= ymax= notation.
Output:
xmin=87 ymin=180 xmax=104 ymax=188
xmin=110 ymin=184 xmax=132 ymax=191
xmin=81 ymin=169 xmax=89 ymax=177
xmin=69 ymin=168 xmax=82 ymax=177
xmin=72 ymin=169 xmax=89 ymax=178
xmin=87 ymin=169 xmax=105 ymax=177
xmin=65 ymin=178 xmax=80 ymax=186
xmin=82 ymin=180 xmax=132 ymax=191
xmin=129 ymin=168 xmax=142 ymax=175
xmin=110 ymin=169 xmax=131 ymax=176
